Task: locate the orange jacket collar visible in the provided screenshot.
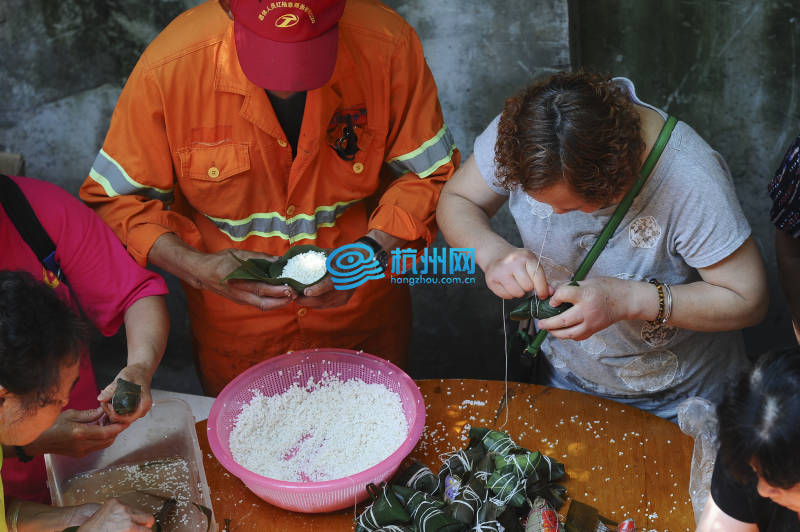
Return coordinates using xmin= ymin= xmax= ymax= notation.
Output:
xmin=214 ymin=22 xmax=343 ymax=141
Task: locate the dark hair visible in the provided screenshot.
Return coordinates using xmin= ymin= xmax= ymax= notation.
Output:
xmin=0 ymin=271 xmax=87 ymax=408
xmin=717 ymin=346 xmax=800 ymax=488
xmin=494 ymin=71 xmax=645 ymax=205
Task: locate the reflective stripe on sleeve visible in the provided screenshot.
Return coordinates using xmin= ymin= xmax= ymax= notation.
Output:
xmin=88 ymin=149 xmax=174 ymax=203
xmin=387 ymin=125 xmax=456 ymax=178
xmin=204 ymin=199 xmax=359 ymax=243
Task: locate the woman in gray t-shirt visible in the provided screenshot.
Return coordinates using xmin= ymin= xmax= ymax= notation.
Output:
xmin=436 ymin=71 xmax=768 ymax=420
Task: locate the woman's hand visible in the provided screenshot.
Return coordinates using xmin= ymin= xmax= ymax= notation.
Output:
xmin=18 ymin=408 xmax=125 ymax=457
xmin=98 ymin=365 xmax=153 ymax=425
xmin=537 ymin=277 xmax=634 ymax=340
xmin=53 ymin=502 xmax=102 ymax=529
xmin=484 ymin=247 xmax=552 ymax=300
xmin=78 ymin=499 xmax=154 ymax=532
xmin=10 ymin=499 xmax=100 ymax=532
xmin=99 ymin=295 xmax=168 ymax=425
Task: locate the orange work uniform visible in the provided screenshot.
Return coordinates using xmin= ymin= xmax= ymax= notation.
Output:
xmin=80 ymin=0 xmax=459 ymax=394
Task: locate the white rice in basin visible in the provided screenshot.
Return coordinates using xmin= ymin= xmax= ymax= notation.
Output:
xmin=229 ymin=375 xmax=408 ymax=482
xmin=280 ymin=251 xmax=327 ymax=284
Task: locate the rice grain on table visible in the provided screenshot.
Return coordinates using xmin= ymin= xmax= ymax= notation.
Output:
xmin=229 ymin=375 xmax=408 ymax=482
xmin=280 ymin=251 xmax=327 ymax=284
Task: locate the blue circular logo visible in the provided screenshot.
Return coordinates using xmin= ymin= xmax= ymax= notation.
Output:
xmin=326 ymin=243 xmax=385 ymax=290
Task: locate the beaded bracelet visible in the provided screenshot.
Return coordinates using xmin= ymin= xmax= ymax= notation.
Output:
xmin=649 ymin=279 xmax=666 ymax=325
xmin=649 ymin=279 xmax=673 ymax=325
xmin=661 ymin=282 xmax=673 ymax=324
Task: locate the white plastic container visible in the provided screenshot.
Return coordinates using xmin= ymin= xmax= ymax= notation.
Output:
xmin=45 ymin=398 xmax=216 ymax=531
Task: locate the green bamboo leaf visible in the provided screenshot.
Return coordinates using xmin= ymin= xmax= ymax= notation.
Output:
xmin=509 ymin=282 xmax=579 ymax=321
xmin=221 ymin=268 xmax=266 ymax=282
xmin=395 ymin=460 xmax=439 ymax=495
xmin=357 ymin=483 xmax=411 ymax=529
xmin=222 ymin=251 xmax=273 ymax=282
xmin=112 ymin=378 xmax=141 ymax=415
xmin=471 ymin=429 xmax=521 ymax=456
xmin=509 ymin=296 xmax=573 ymax=321
xmin=230 ymin=251 xmax=271 ymax=277
xmin=248 ymin=258 xmax=274 ymax=271
xmin=448 ymin=470 xmax=486 ymax=524
xmin=402 ymin=490 xmax=462 ymax=531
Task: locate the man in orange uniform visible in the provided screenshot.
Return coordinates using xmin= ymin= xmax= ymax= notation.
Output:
xmin=80 ymin=0 xmax=459 ymax=394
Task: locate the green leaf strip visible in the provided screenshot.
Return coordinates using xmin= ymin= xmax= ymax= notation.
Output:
xmin=526 ymin=115 xmax=679 ymax=354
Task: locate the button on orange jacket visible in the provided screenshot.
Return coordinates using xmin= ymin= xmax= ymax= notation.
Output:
xmin=80 ymin=0 xmax=459 ymax=394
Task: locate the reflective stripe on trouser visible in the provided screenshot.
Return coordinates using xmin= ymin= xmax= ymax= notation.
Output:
xmin=203 ymin=199 xmax=359 ymax=242
xmin=88 ymin=149 xmax=174 ymax=202
xmin=387 ymin=125 xmax=456 ymax=178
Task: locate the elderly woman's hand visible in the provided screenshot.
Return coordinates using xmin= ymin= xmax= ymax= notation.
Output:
xmin=19 ymin=408 xmax=125 ymax=457
xmin=484 ymin=247 xmax=553 ymax=300
xmin=537 ymin=277 xmax=634 ymax=340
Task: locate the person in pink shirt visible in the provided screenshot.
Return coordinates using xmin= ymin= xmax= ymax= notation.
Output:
xmin=0 ymin=175 xmax=169 ymax=503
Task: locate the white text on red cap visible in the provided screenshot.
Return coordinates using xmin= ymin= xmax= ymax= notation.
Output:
xmin=258 ymin=2 xmax=317 ymax=24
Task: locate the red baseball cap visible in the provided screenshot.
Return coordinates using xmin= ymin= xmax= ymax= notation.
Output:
xmin=230 ymin=0 xmax=346 ymax=91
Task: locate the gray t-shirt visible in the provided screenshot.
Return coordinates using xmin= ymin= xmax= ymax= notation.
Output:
xmin=473 ymin=77 xmax=751 ymax=420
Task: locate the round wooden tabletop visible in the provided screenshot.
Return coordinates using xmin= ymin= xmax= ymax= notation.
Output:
xmin=198 ymin=379 xmax=695 ymax=531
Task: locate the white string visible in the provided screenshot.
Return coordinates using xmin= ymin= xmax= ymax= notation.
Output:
xmin=499 ymin=298 xmax=509 ymax=431
xmin=498 ymin=215 xmax=552 ymax=435
xmin=533 ymin=215 xmax=551 ymax=306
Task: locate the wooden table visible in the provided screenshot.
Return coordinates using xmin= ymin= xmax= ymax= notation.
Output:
xmin=198 ymin=379 xmax=695 ymax=531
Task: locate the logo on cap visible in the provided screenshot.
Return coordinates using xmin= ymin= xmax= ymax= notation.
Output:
xmin=256 ymin=3 xmax=317 ymax=24
xmin=275 ymin=13 xmax=300 ymax=28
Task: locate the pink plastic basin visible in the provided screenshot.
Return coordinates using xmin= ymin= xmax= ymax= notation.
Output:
xmin=207 ymin=348 xmax=426 ymax=513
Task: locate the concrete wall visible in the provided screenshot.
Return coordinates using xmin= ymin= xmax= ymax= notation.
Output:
xmin=0 ymin=0 xmax=205 ymax=392
xmin=0 ymin=0 xmax=199 ymax=196
xmin=0 ymin=0 xmax=570 ymax=392
xmin=5 ymin=0 xmax=791 ymax=392
xmin=573 ymin=0 xmax=800 ymax=357
xmin=382 ymin=0 xmax=571 ymax=380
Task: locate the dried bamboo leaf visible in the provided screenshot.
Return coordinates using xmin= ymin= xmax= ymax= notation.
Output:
xmin=153 ymin=498 xmax=177 ymax=531
xmin=192 ymin=502 xmax=214 ymax=532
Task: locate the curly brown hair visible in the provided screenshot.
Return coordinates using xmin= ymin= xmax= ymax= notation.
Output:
xmin=494 ymin=71 xmax=645 ymax=205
